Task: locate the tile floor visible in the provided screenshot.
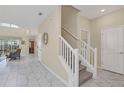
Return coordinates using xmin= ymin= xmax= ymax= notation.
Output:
xmin=0 ymin=55 xmax=65 ymax=87
xmin=0 ymin=55 xmax=124 ymax=87
xmin=81 ymin=69 xmax=124 ymax=87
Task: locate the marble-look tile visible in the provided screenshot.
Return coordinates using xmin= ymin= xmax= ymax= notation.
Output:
xmin=0 ymin=55 xmax=65 ymax=87
xmin=16 ymin=74 xmax=28 ymax=86
xmin=38 ymin=76 xmax=51 ymax=87
xmin=51 ymin=78 xmax=65 ymax=87
xmin=80 ymin=79 xmax=98 ymax=87
xmin=28 ymin=77 xmax=40 ymax=87
xmin=5 ymin=82 xmax=16 ymax=87
xmin=80 ymin=69 xmax=124 ymax=87
xmin=0 ymin=55 xmax=124 ymax=87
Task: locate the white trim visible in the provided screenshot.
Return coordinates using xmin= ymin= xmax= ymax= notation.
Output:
xmin=100 ymin=25 xmax=124 ymax=70
xmin=39 ymin=61 xmax=69 ymax=87
xmin=93 ymin=48 xmax=97 ymax=79
xmin=73 ymin=49 xmax=79 ymax=87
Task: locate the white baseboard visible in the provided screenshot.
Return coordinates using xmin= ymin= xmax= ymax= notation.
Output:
xmin=39 ymin=61 xmax=69 ymax=86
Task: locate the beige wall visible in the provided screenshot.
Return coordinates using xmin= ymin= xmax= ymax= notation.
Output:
xmin=62 ymin=6 xmax=79 ymax=48
xmin=39 ymin=6 xmax=68 ymax=81
xmin=77 ymin=8 xmax=124 ymax=66
xmin=0 ymin=27 xmax=29 ymax=56
xmin=91 ymin=8 xmax=124 ymax=66
xmin=78 ymin=13 xmax=91 ymax=31
xmin=61 ymin=6 xmax=91 ymax=48
xmin=77 ymin=13 xmax=91 ymax=42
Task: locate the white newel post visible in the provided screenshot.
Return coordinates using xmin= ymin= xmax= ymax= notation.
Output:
xmin=73 ymin=49 xmax=79 ymax=87
xmin=93 ymin=48 xmax=97 ymax=79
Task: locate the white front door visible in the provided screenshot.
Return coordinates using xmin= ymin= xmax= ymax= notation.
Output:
xmin=101 ymin=27 xmax=124 ymax=74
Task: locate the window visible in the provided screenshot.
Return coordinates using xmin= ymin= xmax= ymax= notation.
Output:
xmin=0 ymin=39 xmax=21 ymax=55
xmin=0 ymin=23 xmax=10 ymax=27
xmin=11 ymin=24 xmax=19 ymax=28
xmin=0 ymin=23 xmax=19 ymax=28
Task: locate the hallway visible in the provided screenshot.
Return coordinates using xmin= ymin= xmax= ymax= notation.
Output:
xmin=0 ymin=55 xmax=65 ymax=87
xmin=0 ymin=55 xmax=124 ymax=87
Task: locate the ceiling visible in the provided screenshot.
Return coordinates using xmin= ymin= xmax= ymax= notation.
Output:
xmin=73 ymin=5 xmax=124 ymax=19
xmin=0 ymin=5 xmax=56 ymax=30
xmin=0 ymin=5 xmax=124 ymax=30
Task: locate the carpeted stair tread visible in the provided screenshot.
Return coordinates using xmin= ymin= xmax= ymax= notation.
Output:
xmin=79 ymin=64 xmax=86 ymax=71
xmin=79 ymin=70 xmax=93 ymax=85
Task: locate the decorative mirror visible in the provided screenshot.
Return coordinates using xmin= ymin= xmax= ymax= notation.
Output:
xmin=43 ymin=32 xmax=48 ymax=45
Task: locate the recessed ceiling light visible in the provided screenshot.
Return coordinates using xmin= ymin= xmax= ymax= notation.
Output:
xmin=38 ymin=12 xmax=42 ymax=16
xmin=100 ymin=9 xmax=105 ymax=13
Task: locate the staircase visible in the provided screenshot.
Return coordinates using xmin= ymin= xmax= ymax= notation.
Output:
xmin=59 ymin=35 xmax=97 ymax=86
xmin=79 ymin=63 xmax=93 ymax=85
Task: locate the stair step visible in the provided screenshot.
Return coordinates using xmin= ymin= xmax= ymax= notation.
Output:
xmin=79 ymin=64 xmax=86 ymax=71
xmin=79 ymin=70 xmax=93 ymax=86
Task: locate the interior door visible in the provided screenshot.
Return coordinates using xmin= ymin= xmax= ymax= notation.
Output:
xmin=29 ymin=41 xmax=35 ymax=54
xmin=101 ymin=27 xmax=124 ymax=74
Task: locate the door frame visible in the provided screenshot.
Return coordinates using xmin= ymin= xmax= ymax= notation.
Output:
xmin=29 ymin=40 xmax=35 ymax=54
xmin=101 ymin=26 xmax=124 ymax=74
xmin=101 ymin=29 xmax=106 ymax=69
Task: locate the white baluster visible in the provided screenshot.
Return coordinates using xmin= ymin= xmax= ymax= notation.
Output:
xmin=65 ymin=43 xmax=67 ymax=61
xmin=64 ymin=43 xmax=66 ymax=61
xmin=67 ymin=47 xmax=68 ymax=65
xmin=71 ymin=53 xmax=74 ymax=74
xmin=59 ymin=38 xmax=60 ymax=55
xmin=82 ymin=44 xmax=84 ymax=57
xmin=64 ymin=42 xmax=65 ymax=60
xmin=60 ymin=38 xmax=62 ymax=56
xmin=73 ymin=49 xmax=79 ymax=87
xmin=62 ymin=40 xmax=64 ymax=57
xmin=69 ymin=50 xmax=71 ymax=68
xmin=93 ymin=48 xmax=97 ymax=79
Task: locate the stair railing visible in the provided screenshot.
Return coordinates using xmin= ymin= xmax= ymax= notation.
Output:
xmin=61 ymin=27 xmax=97 ymax=78
xmin=59 ymin=35 xmax=79 ymax=86
xmin=79 ymin=40 xmax=97 ymax=78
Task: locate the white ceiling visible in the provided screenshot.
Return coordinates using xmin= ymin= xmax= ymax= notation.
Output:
xmin=0 ymin=5 xmax=57 ymax=30
xmin=0 ymin=5 xmax=124 ymax=30
xmin=73 ymin=5 xmax=124 ymax=19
